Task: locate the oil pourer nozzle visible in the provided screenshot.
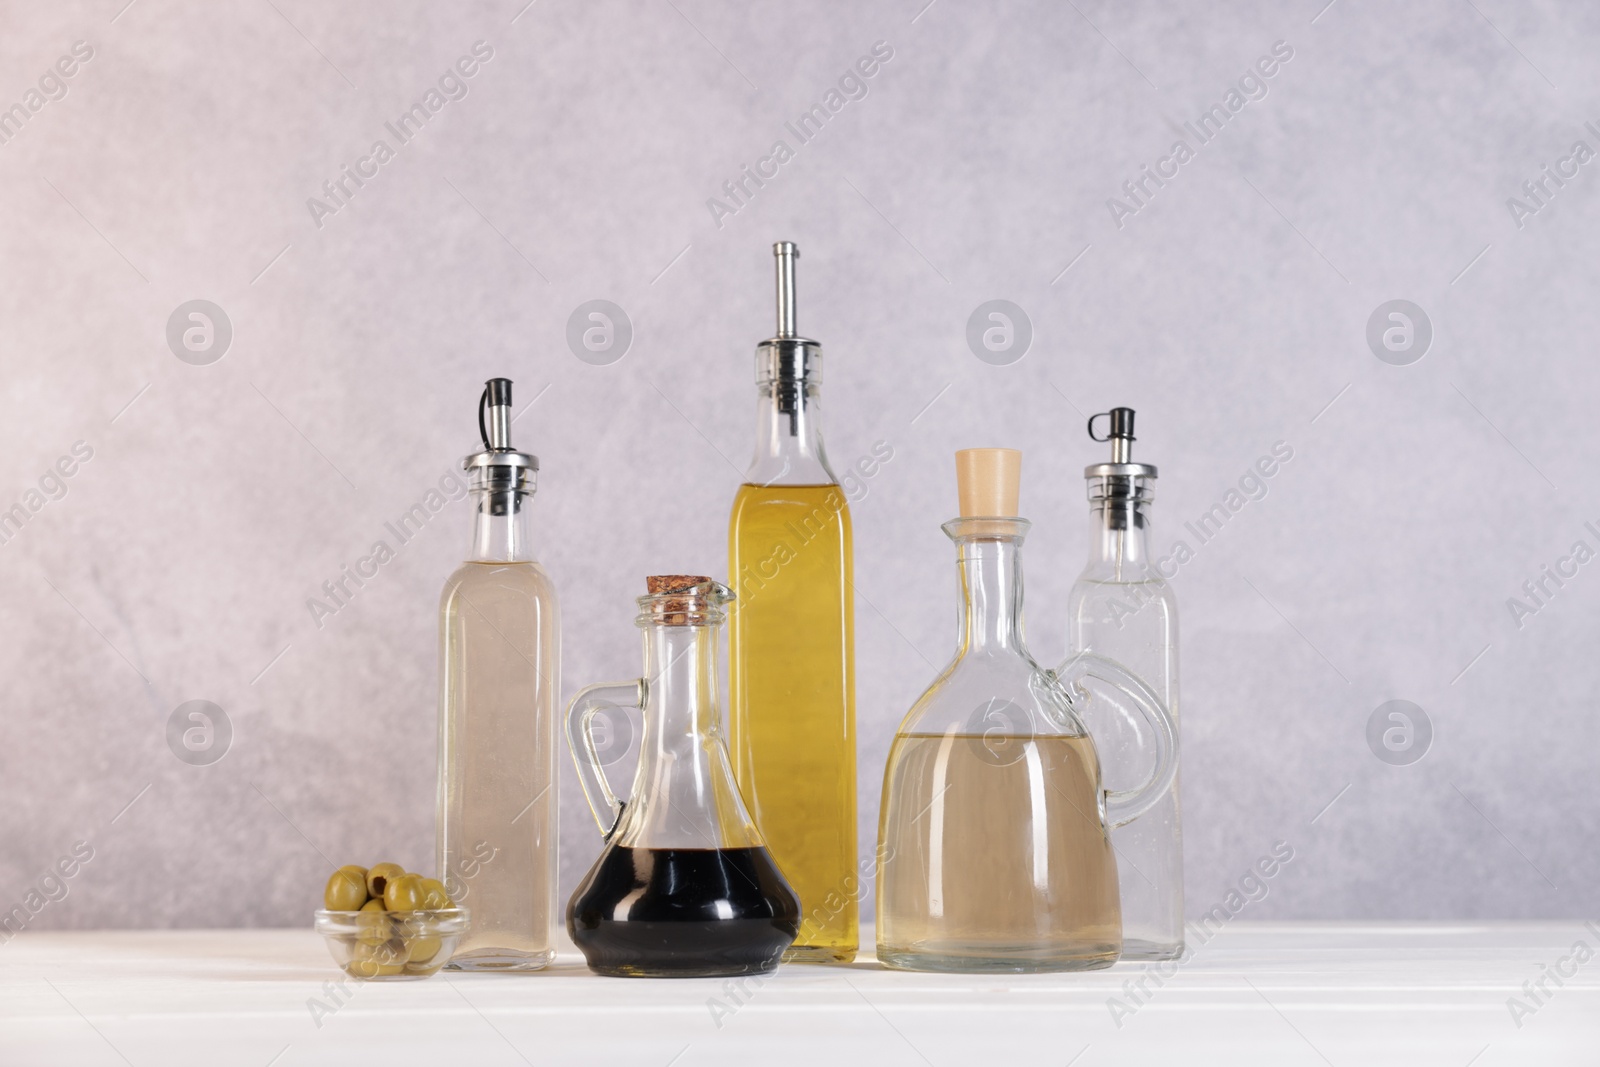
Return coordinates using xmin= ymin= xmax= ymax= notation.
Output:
xmin=480 ymin=377 xmax=515 ymax=450
xmin=774 ymin=241 xmax=798 ymax=339
xmin=465 ymin=378 xmax=538 ymax=509
xmin=1088 ymin=407 xmax=1137 ymax=463
xmin=755 ymin=241 xmax=822 ymax=437
xmin=1087 ymin=407 xmax=1154 ymax=474
xmin=1085 ymin=406 xmax=1155 ymax=531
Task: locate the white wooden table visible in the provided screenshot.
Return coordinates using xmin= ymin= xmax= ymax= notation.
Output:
xmin=1 ymin=923 xmax=1596 ymax=1065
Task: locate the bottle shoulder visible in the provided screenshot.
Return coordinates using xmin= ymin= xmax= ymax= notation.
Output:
xmin=894 ymin=652 xmax=1080 ymax=739
xmin=440 ymin=559 xmax=559 ymax=604
xmin=1069 ymin=573 xmax=1179 ymax=612
xmin=729 ymin=482 xmax=852 ymax=528
xmin=742 ymin=443 xmax=840 ymax=489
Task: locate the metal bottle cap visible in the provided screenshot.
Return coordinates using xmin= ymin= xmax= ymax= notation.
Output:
xmin=1084 ymin=406 xmax=1157 ymax=480
xmin=464 ymin=378 xmax=538 ymax=485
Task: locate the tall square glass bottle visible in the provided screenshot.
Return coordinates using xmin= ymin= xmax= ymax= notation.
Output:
xmin=728 ymin=243 xmax=857 ymax=963
xmin=437 ymin=379 xmax=559 ymax=970
xmin=1066 ymin=408 xmax=1183 ymax=960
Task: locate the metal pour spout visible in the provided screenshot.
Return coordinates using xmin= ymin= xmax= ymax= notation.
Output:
xmin=1084 ymin=406 xmax=1156 ymax=543
xmin=481 ymin=377 xmax=514 ymax=451
xmin=774 ymin=241 xmax=798 ymax=339
xmin=465 ymin=378 xmax=539 ymax=512
xmin=1089 ymin=407 xmax=1137 ymax=464
xmin=753 ymin=240 xmax=822 ymax=439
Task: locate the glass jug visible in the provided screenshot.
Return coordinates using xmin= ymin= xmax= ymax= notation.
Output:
xmin=566 ymin=576 xmax=801 ymax=978
xmin=876 ymin=449 xmax=1176 ymax=973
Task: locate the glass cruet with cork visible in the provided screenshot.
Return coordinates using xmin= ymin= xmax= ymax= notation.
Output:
xmin=436 ymin=378 xmax=560 ymax=970
xmin=565 ymin=576 xmax=801 ymax=978
xmin=1066 ymin=407 xmax=1184 ymax=960
xmin=875 ymin=449 xmax=1177 ymax=973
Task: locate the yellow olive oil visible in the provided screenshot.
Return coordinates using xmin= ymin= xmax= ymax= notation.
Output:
xmin=728 ymin=482 xmax=857 ymax=963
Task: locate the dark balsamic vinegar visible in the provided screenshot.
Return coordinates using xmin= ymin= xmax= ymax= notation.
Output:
xmin=567 ymin=846 xmax=800 ymax=977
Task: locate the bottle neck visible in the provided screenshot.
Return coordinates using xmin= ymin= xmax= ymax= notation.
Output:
xmin=468 ymin=488 xmax=533 ymax=562
xmin=640 ymin=622 xmax=722 ymax=744
xmin=744 ymin=380 xmax=836 ymax=485
xmin=618 ymin=616 xmax=759 ymax=850
xmin=953 ymin=534 xmax=1027 ymax=656
xmin=1083 ymin=478 xmax=1154 ymax=582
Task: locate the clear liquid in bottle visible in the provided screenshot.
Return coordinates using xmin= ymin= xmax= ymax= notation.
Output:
xmin=439 ymin=560 xmax=558 ymax=969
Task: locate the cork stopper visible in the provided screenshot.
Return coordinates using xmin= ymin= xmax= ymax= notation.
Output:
xmin=646 ymin=575 xmax=709 ymax=595
xmin=642 ymin=575 xmax=723 ymax=626
xmin=955 ymin=449 xmax=1021 ymax=517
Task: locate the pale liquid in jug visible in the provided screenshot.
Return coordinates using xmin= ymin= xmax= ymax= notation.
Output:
xmin=877 ymin=732 xmax=1121 ymax=971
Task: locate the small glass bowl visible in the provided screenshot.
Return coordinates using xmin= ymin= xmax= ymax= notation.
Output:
xmin=314 ymin=908 xmax=470 ymax=980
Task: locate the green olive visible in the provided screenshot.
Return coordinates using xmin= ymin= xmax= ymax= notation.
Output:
xmin=365 ymin=862 xmax=405 ymax=900
xmin=323 ymin=868 xmax=368 ymax=911
xmin=348 ymin=954 xmax=402 ymax=977
xmin=383 ymin=873 xmax=428 ymax=912
xmin=357 ymin=937 xmax=406 ymax=964
xmin=404 ymin=934 xmax=442 ymax=964
xmin=355 ymin=898 xmax=390 ymax=946
xmin=419 ymin=878 xmax=452 ymax=910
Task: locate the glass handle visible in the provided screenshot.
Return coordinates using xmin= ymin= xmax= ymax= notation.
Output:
xmin=1059 ymin=651 xmax=1177 ymax=829
xmin=565 ymin=679 xmax=645 ymax=838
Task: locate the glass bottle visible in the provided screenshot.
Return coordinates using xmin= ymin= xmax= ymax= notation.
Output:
xmin=727 ymin=241 xmax=857 ymax=963
xmin=876 ymin=449 xmax=1176 ymax=973
xmin=1066 ymin=407 xmax=1183 ymax=960
xmin=566 ymin=576 xmax=801 ymax=978
xmin=436 ymin=378 xmax=559 ymax=971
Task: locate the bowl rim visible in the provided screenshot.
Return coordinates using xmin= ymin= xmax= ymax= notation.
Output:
xmin=314 ymin=906 xmax=470 ymax=927
xmin=315 ymin=906 xmax=469 ymax=915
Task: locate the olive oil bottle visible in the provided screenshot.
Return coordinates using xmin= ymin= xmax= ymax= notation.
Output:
xmin=728 ymin=243 xmax=857 ymax=963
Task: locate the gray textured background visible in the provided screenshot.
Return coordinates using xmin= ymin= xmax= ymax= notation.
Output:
xmin=2 ymin=0 xmax=1596 ymax=932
